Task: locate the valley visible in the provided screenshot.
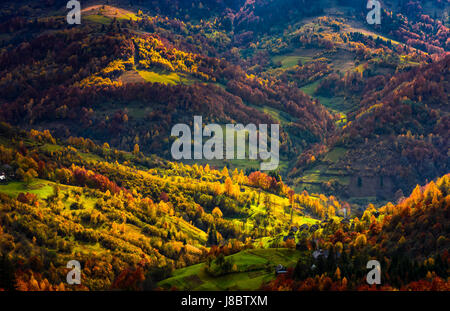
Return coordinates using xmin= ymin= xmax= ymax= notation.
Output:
xmin=0 ymin=0 xmax=448 ymax=292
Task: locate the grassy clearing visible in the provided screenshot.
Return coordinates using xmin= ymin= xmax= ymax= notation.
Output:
xmin=252 ymin=105 xmax=295 ymax=125
xmin=158 ymin=248 xmax=305 ymax=290
xmin=300 ymin=79 xmax=321 ymax=96
xmin=40 ymin=143 xmax=63 ymax=153
xmin=323 ymin=147 xmax=347 ymax=162
xmin=84 ymin=14 xmax=111 ymax=25
xmin=299 ymin=172 xmax=332 ymax=183
xmin=79 ymin=152 xmax=103 ymax=163
xmin=318 ymin=96 xmax=350 ymax=113
xmin=0 ymin=179 xmax=101 ymax=210
xmin=137 ymin=70 xmax=196 ymax=85
xmin=0 ymin=179 xmax=54 ymax=199
xmin=271 ymin=48 xmax=319 ymax=69
xmin=72 ymin=242 xmax=105 ymax=255
xmin=344 ymin=21 xmax=402 ymax=47
xmin=272 ymin=55 xmax=313 ymax=68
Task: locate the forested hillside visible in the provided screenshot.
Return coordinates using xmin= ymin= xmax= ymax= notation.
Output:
xmin=0 ymin=124 xmax=344 ymax=290
xmin=0 ymin=0 xmax=448 ymax=291
xmin=265 ymin=173 xmax=450 ymax=290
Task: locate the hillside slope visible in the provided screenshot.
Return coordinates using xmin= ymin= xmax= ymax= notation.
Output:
xmin=0 ymin=124 xmax=334 ymax=290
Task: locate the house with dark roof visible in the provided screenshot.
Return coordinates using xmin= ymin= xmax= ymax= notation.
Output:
xmin=0 ymin=172 xmax=7 ymax=183
xmin=1 ymin=164 xmax=14 ymax=180
xmin=312 ymin=249 xmax=329 ymax=259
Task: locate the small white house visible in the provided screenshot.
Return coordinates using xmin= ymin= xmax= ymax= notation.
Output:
xmin=0 ymin=173 xmax=6 ymax=181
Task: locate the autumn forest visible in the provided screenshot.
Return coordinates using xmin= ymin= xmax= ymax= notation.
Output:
xmin=0 ymin=0 xmax=448 ymax=292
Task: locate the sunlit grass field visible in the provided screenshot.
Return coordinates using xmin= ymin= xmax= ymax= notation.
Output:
xmin=158 ymin=248 xmax=306 ymax=290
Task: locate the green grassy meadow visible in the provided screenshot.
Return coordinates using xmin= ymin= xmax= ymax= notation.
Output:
xmin=137 ymin=70 xmax=197 ymax=85
xmin=158 ymin=248 xmax=306 ymax=290
xmin=0 ymin=180 xmax=55 ymax=199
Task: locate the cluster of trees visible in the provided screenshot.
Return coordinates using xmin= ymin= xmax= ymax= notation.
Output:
xmin=246 ymin=170 xmax=295 ymax=198
xmin=296 ymin=192 xmax=347 ymax=220
xmin=133 ymin=36 xmax=209 ymax=79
